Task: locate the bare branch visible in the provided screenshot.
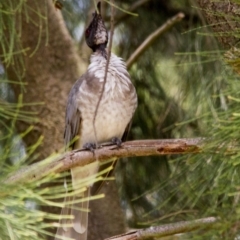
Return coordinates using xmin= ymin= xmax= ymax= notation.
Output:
xmin=126 ymin=12 xmax=185 ymax=69
xmin=6 ymin=138 xmax=203 ymax=184
xmin=105 ymin=217 xmax=218 ymax=240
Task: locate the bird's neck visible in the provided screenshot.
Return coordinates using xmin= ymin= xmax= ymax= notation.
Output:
xmin=88 ymin=51 xmax=130 ymax=87
xmin=93 ymin=44 xmax=107 ymax=59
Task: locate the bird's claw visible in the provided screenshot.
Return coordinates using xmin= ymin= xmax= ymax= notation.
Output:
xmin=83 ymin=142 xmax=97 ymax=153
xmin=111 ymin=137 xmax=122 ymax=147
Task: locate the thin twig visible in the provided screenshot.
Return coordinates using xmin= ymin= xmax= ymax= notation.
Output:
xmin=126 ymin=12 xmax=185 ymax=69
xmin=105 ymin=217 xmax=218 ymax=240
xmin=93 ymin=1 xmax=115 ymax=146
xmin=5 ymin=138 xmax=204 ymax=184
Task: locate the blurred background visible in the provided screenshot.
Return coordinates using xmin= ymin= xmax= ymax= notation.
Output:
xmin=1 ymin=0 xmax=240 ymax=239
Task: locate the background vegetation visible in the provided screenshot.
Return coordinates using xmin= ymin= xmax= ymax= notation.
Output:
xmin=1 ymin=0 xmax=240 ymax=239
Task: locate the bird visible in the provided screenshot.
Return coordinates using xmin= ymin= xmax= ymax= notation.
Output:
xmin=55 ymin=2 xmax=137 ymax=240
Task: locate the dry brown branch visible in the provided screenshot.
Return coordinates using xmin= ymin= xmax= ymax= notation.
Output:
xmin=6 ymin=138 xmax=204 ymax=184
xmin=105 ymin=217 xmax=218 ymax=240
xmin=126 ymin=12 xmax=185 ymax=69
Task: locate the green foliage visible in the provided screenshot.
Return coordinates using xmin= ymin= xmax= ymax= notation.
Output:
xmin=1 ymin=0 xmax=240 ymax=239
xmin=0 ymin=1 xmax=69 ymax=239
xmin=0 ymin=0 xmax=30 ymax=80
xmin=0 ymin=174 xmax=64 ymax=240
xmin=110 ymin=1 xmax=240 ymax=238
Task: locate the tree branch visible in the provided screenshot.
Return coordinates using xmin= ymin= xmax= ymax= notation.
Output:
xmin=105 ymin=217 xmax=218 ymax=240
xmin=6 ymin=138 xmax=203 ymax=184
xmin=126 ymin=12 xmax=185 ymax=69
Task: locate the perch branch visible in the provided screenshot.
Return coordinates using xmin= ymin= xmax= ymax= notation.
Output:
xmin=126 ymin=12 xmax=185 ymax=69
xmin=105 ymin=217 xmax=218 ymax=240
xmin=6 ymin=138 xmax=204 ymax=184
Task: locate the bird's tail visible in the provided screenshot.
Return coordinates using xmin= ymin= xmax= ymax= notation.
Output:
xmin=55 ymin=188 xmax=90 ymax=240
xmin=55 ymin=163 xmax=99 ymax=240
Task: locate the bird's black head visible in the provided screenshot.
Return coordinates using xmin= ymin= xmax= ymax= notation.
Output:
xmin=85 ymin=2 xmax=108 ymax=52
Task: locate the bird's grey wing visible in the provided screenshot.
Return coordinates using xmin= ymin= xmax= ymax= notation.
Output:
xmin=121 ymin=120 xmax=133 ymax=142
xmin=64 ymin=76 xmax=84 ymax=149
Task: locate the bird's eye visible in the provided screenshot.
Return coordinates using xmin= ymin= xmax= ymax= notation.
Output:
xmin=85 ymin=28 xmax=90 ymax=37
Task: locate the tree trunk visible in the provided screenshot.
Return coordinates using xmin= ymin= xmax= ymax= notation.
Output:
xmin=1 ymin=0 xmax=125 ymax=239
xmin=89 ymin=181 xmax=126 ymax=240
xmin=197 ymin=0 xmax=240 ymax=49
xmin=3 ymin=0 xmax=86 ymax=161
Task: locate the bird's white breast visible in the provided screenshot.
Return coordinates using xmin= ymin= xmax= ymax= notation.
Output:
xmin=76 ymin=52 xmax=137 ymax=148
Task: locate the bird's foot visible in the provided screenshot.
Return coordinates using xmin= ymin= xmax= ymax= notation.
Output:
xmin=83 ymin=142 xmax=97 ymax=153
xmin=111 ymin=137 xmax=122 ymax=147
